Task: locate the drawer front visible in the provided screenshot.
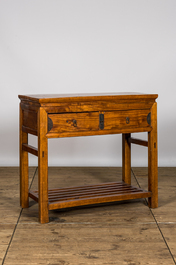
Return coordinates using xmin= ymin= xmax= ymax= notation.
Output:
xmin=104 ymin=109 xmax=150 ymax=130
xmin=48 ymin=109 xmax=151 ymax=135
xmin=48 ymin=112 xmax=99 ymax=133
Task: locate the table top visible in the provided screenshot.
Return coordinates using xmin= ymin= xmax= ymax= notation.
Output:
xmin=18 ymin=92 xmax=158 ymax=103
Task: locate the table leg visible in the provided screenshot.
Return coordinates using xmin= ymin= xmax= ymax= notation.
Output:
xmin=20 ymin=104 xmax=29 ymax=208
xmin=148 ymin=102 xmax=158 ymax=208
xmin=38 ymin=108 xmax=49 ymax=223
xmin=122 ymin=133 xmax=131 ymax=185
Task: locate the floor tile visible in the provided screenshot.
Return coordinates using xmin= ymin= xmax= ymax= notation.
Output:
xmin=4 ymin=223 xmax=174 ymax=265
xmin=159 ymin=223 xmax=176 ymax=263
xmin=1 ymin=167 xmax=176 ymax=265
xmin=0 ymin=167 xmax=37 ymax=264
xmin=132 ymin=167 xmax=176 ymax=222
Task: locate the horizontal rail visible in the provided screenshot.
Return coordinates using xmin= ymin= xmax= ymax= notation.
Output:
xmin=22 ymin=144 xmax=38 ymax=156
xmin=49 ymin=190 xmax=152 ymax=210
xmin=29 ymin=190 xmax=39 ymax=202
xmin=128 ymin=137 xmax=148 ymax=147
xmin=22 ymin=125 xmax=38 ymax=136
xmin=46 ymin=127 xmax=152 ymax=139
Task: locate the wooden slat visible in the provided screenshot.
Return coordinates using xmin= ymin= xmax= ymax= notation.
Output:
xmin=30 ymin=182 xmax=132 ymax=199
xmin=128 ymin=137 xmax=148 ymax=147
xmin=31 ymin=181 xmax=139 ymax=194
xmin=47 ymin=184 xmax=141 ymax=198
xmin=49 ymin=191 xmax=152 ymax=210
xmin=29 ymin=181 xmax=152 ymax=211
xmin=48 ymin=188 xmax=145 ymax=202
xmin=48 ymin=183 xmax=131 ymax=196
xmin=47 ymin=181 xmax=126 ymax=192
xmin=22 ymin=144 xmax=38 ymax=156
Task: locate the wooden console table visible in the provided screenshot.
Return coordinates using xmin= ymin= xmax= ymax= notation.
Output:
xmin=19 ymin=93 xmax=158 ymax=223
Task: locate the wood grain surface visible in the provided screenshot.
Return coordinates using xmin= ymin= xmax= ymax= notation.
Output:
xmin=18 ymin=92 xmax=158 ymax=103
xmin=38 ymin=108 xmax=49 ymax=224
xmin=19 ymin=93 xmax=158 ymax=224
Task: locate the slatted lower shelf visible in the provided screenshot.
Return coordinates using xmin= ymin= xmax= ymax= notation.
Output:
xmin=29 ymin=181 xmax=152 ymax=210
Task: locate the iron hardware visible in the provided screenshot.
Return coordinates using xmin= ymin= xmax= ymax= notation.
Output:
xmin=126 ymin=117 xmax=130 ymax=124
xmin=48 ymin=117 xmax=53 ymax=132
xmin=147 ymin=112 xmax=151 ymax=125
xmin=99 ymin=113 xmax=104 ymax=130
xmin=73 ymin=119 xmax=77 ymax=127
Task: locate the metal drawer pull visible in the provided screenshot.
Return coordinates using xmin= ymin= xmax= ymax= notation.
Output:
xmin=99 ymin=114 xmax=104 ymax=130
xmin=126 ymin=117 xmax=130 ymax=124
xmin=73 ymin=119 xmax=77 ymax=127
xmin=147 ymin=112 xmax=151 ymax=125
xmin=48 ymin=117 xmax=53 ymax=132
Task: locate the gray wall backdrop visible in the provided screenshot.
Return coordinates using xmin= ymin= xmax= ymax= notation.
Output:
xmin=0 ymin=1 xmax=176 ymax=167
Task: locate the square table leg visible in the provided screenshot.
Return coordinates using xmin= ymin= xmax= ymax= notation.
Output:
xmin=122 ymin=133 xmax=131 ymax=185
xmin=38 ymin=108 xmax=49 ymax=224
xmin=20 ymin=104 xmax=29 ymax=208
xmin=148 ymin=102 xmax=158 ymax=208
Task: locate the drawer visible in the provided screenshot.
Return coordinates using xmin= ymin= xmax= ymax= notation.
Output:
xmin=104 ymin=109 xmax=150 ymax=130
xmin=48 ymin=109 xmax=151 ymax=135
xmin=48 ymin=112 xmax=99 ymax=133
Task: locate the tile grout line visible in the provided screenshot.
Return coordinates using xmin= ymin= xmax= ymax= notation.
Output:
xmin=131 ymin=168 xmax=176 ymax=265
xmin=1 ymin=167 xmax=38 ymax=265
xmin=29 ymin=167 xmax=38 ymax=193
